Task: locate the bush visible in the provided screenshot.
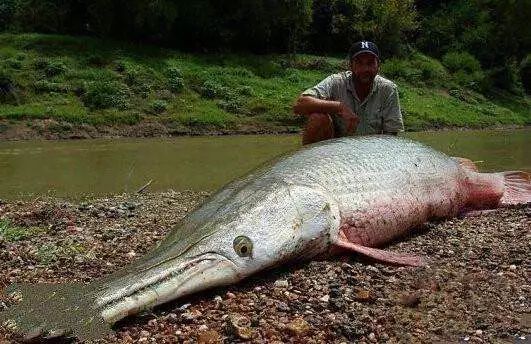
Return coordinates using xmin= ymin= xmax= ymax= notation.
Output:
xmin=441 ymin=52 xmax=485 ymax=90
xmin=487 ymin=63 xmax=524 ymax=95
xmin=520 ymin=55 xmax=531 ymax=94
xmin=6 ymin=58 xmax=22 ymax=69
xmin=33 ymin=58 xmax=68 ymax=77
xmin=166 ymin=67 xmax=183 ymax=79
xmin=236 ymin=85 xmax=253 ymax=96
xmin=168 ymin=76 xmax=184 ymax=93
xmin=82 ymin=81 xmax=130 ymax=110
xmin=0 ymin=69 xmax=17 ymax=104
xmin=33 ymin=80 xmax=68 ymax=93
xmin=86 ymin=54 xmax=109 ymax=67
xmin=200 ymin=80 xmax=227 ymax=99
xmin=150 ymin=100 xmax=168 ymax=114
xmin=442 ymin=52 xmax=481 ymax=74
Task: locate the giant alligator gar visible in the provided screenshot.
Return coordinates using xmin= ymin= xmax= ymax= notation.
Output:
xmin=1 ymin=135 xmax=530 ymax=340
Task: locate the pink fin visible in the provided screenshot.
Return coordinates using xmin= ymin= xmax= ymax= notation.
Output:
xmin=499 ymin=171 xmax=531 ymax=206
xmin=453 ymin=157 xmax=479 ymax=172
xmin=334 ymin=238 xmax=426 ymax=267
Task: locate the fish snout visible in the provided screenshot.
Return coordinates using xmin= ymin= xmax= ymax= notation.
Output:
xmin=97 ymin=252 xmax=239 ymax=324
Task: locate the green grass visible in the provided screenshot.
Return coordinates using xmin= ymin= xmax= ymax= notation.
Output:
xmin=0 ymin=33 xmax=529 ymax=132
xmin=0 ymin=219 xmax=45 ymax=242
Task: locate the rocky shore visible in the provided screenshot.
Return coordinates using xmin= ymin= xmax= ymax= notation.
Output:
xmin=0 ymin=192 xmax=529 ymax=343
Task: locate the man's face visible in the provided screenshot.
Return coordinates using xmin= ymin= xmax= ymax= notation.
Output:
xmin=350 ymin=53 xmax=379 ymax=85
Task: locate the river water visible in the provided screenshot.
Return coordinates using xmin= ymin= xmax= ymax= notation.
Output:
xmin=0 ymin=129 xmax=529 ymax=200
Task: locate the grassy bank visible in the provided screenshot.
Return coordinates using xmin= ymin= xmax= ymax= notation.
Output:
xmin=0 ymin=33 xmax=529 ymax=139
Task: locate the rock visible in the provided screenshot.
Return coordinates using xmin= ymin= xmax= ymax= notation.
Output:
xmin=226 ymin=313 xmax=253 ymax=340
xmin=197 ymin=329 xmax=222 ymax=344
xmin=285 ymin=317 xmax=310 ymax=336
xmin=226 ymin=292 xmax=236 ymax=299
xmin=368 ymin=332 xmax=377 ymax=342
xmin=139 ymin=330 xmax=150 ymax=338
xmin=182 ymin=309 xmax=202 ymax=321
xmin=274 ymin=279 xmax=289 ymax=288
xmin=319 ymin=295 xmax=330 ymax=302
xmin=198 ymin=324 xmax=208 ymax=331
xmin=354 ymin=289 xmax=374 ymax=302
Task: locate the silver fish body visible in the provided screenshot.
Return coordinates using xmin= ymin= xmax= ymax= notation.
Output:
xmin=94 ymin=135 xmax=465 ymax=322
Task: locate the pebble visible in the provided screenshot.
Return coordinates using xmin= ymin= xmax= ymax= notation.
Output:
xmin=226 ymin=313 xmax=253 ymax=340
xmin=226 ymin=292 xmax=236 ymax=299
xmin=285 ymin=317 xmax=310 ymax=336
xmin=274 ymin=279 xmax=289 ymax=288
xmin=475 ymin=329 xmax=483 ymax=336
xmin=319 ymin=295 xmax=330 ymax=302
xmin=368 ymin=332 xmax=377 ymax=342
xmin=198 ymin=324 xmax=208 ymax=331
xmin=509 ymin=264 xmax=517 ymax=271
xmin=354 ymin=289 xmax=374 ymax=302
xmin=197 ymin=329 xmax=221 ymax=344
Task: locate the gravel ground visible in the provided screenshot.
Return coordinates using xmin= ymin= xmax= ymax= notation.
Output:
xmin=0 ymin=191 xmax=529 ymax=343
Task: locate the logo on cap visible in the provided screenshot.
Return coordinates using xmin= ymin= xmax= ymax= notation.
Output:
xmin=361 ymin=41 xmax=369 ymax=49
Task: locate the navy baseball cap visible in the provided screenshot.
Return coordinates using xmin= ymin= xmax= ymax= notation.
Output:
xmin=349 ymin=41 xmax=380 ymax=60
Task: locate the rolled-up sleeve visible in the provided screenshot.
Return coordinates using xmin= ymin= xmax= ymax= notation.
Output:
xmin=301 ymin=75 xmax=337 ymax=100
xmin=382 ymin=85 xmax=404 ymax=133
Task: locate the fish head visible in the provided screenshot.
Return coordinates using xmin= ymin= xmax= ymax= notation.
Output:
xmin=188 ymin=183 xmax=339 ymax=277
xmin=95 ymin=183 xmax=339 ymax=324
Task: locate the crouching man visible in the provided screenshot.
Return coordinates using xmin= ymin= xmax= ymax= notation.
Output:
xmin=293 ymin=41 xmax=404 ymax=145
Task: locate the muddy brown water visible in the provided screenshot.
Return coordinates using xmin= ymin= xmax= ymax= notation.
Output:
xmin=0 ymin=129 xmax=529 ymax=200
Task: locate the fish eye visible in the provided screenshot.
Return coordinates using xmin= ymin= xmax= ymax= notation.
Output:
xmin=233 ymin=236 xmax=253 ymax=257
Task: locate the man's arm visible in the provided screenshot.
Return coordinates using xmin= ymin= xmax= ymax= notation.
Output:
xmin=293 ymin=95 xmax=342 ymax=117
xmin=382 ymin=85 xmax=404 ymax=135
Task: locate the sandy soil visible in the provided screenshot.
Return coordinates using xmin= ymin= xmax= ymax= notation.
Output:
xmin=0 ymin=192 xmax=529 ymax=343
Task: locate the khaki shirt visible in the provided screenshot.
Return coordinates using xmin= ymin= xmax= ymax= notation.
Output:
xmin=302 ymin=72 xmax=404 ymax=135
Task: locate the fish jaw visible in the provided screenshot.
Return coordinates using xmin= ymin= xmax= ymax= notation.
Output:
xmin=94 ymin=252 xmax=240 ymax=324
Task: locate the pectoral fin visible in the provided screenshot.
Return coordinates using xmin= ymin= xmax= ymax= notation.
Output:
xmin=333 ymin=237 xmax=426 ymax=267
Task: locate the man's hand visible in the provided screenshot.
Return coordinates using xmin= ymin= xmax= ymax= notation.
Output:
xmin=337 ymin=102 xmax=359 ymax=134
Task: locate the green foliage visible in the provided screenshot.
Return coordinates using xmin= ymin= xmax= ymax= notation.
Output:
xmin=36 ymin=240 xmax=85 ymax=264
xmin=0 ymin=33 xmax=528 ymax=134
xmin=0 ymin=68 xmax=18 ymax=104
xmin=440 ymin=52 xmax=484 ymax=91
xmin=33 ymin=80 xmax=68 ymax=93
xmin=82 ymin=81 xmax=130 ymax=110
xmin=381 ymin=52 xmax=447 ymax=86
xmin=310 ymin=0 xmax=417 ymax=56
xmin=200 ymin=80 xmax=228 ymax=99
xmin=442 ymin=52 xmax=481 ymax=74
xmin=33 ymin=58 xmax=68 ymax=77
xmin=0 ymin=219 xmax=45 ymax=242
xmin=520 ymin=54 xmax=531 ymax=94
xmin=150 ymin=99 xmax=168 ymax=114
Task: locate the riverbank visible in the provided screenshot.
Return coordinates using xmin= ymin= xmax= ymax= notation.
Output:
xmin=0 ymin=192 xmax=529 ymax=343
xmin=0 ymin=33 xmax=530 ymax=141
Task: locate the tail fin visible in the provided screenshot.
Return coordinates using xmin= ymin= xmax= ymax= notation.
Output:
xmin=0 ymin=282 xmax=111 ymax=341
xmin=499 ymin=171 xmax=531 ymax=206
